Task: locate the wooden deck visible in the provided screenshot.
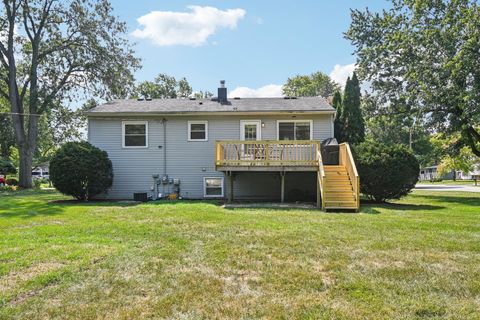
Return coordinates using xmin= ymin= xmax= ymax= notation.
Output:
xmin=215 ymin=140 xmax=320 ymax=171
xmin=215 ymin=140 xmax=360 ymax=211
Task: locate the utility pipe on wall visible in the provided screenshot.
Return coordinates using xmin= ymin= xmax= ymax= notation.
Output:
xmin=162 ymin=118 xmax=167 ymax=177
xmin=162 ymin=118 xmax=168 ymax=196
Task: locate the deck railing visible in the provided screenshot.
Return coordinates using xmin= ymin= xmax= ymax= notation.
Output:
xmin=339 ymin=143 xmax=360 ymax=210
xmin=215 ymin=140 xmax=320 ymax=167
xmin=317 ymin=150 xmax=326 ymax=209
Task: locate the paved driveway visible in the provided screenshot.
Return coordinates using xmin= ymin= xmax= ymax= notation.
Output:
xmin=415 ymin=184 xmax=480 ymax=193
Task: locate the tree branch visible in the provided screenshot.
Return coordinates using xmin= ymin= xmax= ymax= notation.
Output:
xmin=465 ymin=127 xmax=480 ymax=157
xmin=40 ymin=64 xmax=79 ymax=112
xmin=22 ymin=4 xmax=35 ymax=42
xmin=0 ymin=46 xmax=9 ymax=69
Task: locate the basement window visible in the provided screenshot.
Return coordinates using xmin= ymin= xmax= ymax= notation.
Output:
xmin=277 ymin=120 xmax=313 ymax=140
xmin=122 ymin=121 xmax=148 ymax=148
xmin=204 ymin=177 xmax=224 ymax=197
xmin=188 ymin=121 xmax=208 ymax=141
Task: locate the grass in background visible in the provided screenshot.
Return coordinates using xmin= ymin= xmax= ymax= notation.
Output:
xmin=417 ymin=179 xmax=479 ymax=186
xmin=0 ymin=189 xmax=479 ymax=319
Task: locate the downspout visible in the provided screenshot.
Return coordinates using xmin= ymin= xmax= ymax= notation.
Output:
xmin=162 ymin=118 xmax=167 ymax=195
xmin=162 ymin=118 xmax=167 ymax=176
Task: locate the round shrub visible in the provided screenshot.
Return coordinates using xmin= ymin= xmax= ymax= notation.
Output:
xmin=353 ymin=141 xmax=419 ymax=202
xmin=50 ymin=141 xmax=113 ymax=200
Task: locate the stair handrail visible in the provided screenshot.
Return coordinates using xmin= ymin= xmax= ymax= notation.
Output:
xmin=317 ymin=149 xmax=326 ymax=209
xmin=339 ymin=143 xmax=360 ymax=211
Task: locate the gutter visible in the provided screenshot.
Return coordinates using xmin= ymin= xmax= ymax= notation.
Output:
xmin=85 ymin=110 xmax=337 ymax=118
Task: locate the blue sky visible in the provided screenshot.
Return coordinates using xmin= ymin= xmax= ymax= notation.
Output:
xmin=111 ymin=0 xmax=389 ymax=97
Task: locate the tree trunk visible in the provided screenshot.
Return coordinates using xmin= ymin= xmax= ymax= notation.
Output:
xmin=11 ymin=110 xmax=39 ymax=189
xmin=18 ymin=145 xmax=33 ymax=188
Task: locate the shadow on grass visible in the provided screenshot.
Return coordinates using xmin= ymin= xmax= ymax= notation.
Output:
xmin=144 ymin=199 xmax=223 ymax=206
xmin=224 ymin=206 xmax=319 ymax=213
xmin=0 ymin=189 xmax=145 ymax=219
xmin=0 ymin=201 xmax=65 ymax=219
xmin=221 ymin=200 xmax=322 ymax=212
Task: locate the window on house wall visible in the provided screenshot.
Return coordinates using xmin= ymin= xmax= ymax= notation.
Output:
xmin=122 ymin=121 xmax=148 ymax=148
xmin=204 ymin=177 xmax=224 ymax=197
xmin=277 ymin=121 xmax=312 ymax=140
xmin=188 ymin=121 xmax=208 ymax=141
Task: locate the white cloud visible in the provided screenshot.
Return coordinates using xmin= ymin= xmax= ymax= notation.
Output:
xmin=229 ymin=84 xmax=284 ymax=98
xmin=132 ymin=6 xmax=246 ymax=46
xmin=329 ymin=63 xmax=356 ymax=87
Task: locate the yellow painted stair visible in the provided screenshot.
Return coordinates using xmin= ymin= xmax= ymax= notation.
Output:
xmin=323 ymin=165 xmax=358 ymax=210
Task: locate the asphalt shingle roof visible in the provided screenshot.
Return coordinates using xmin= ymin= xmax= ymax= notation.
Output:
xmin=86 ymin=97 xmax=335 ymax=116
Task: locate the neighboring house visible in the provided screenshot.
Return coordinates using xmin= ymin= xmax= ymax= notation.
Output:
xmin=32 ymin=163 xmax=49 ymax=179
xmin=419 ymin=165 xmax=456 ymax=181
xmin=419 ymin=163 xmax=480 ymax=181
xmin=419 ymin=165 xmax=441 ymax=181
xmin=86 ymin=81 xmax=359 ymax=210
xmin=458 ymin=163 xmax=480 ymax=180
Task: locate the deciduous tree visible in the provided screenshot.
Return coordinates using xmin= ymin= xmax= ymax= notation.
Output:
xmin=431 ymin=133 xmax=476 ymax=180
xmin=134 ymin=74 xmax=193 ymax=99
xmin=283 ymin=71 xmax=339 ymax=97
xmin=346 ymin=0 xmax=480 ymax=157
xmin=0 ymin=0 xmax=139 ymax=188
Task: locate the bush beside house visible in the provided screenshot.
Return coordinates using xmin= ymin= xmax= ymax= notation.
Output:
xmin=50 ymin=142 xmax=113 ymax=200
xmin=354 ymin=141 xmax=419 ymax=202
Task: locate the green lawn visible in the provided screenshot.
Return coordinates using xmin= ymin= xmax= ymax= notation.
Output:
xmin=1 ymin=190 xmax=479 ymax=319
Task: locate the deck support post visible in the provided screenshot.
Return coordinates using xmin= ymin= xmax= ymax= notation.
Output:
xmin=316 ymin=173 xmax=321 ymax=209
xmin=280 ymin=172 xmax=285 ymax=203
xmin=227 ymin=172 xmax=234 ymax=203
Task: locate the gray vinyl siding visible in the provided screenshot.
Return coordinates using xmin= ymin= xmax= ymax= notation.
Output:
xmin=88 ymin=114 xmax=333 ymax=199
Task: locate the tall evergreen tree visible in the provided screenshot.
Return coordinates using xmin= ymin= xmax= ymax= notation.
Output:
xmin=332 ymin=91 xmax=343 ymax=141
xmin=339 ymin=72 xmax=365 ymax=144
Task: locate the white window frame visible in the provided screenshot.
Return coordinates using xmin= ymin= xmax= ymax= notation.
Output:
xmin=203 ymin=177 xmax=224 ymax=198
xmin=188 ymin=120 xmax=208 ymax=142
xmin=240 ymin=120 xmax=262 ymax=141
xmin=276 ymin=120 xmax=313 ymax=140
xmin=122 ymin=120 xmax=148 ymax=148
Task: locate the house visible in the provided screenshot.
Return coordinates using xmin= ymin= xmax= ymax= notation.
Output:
xmin=32 ymin=163 xmax=49 ymax=180
xmin=458 ymin=163 xmax=480 ymax=181
xmin=419 ymin=163 xmax=480 ymax=181
xmin=418 ymin=165 xmax=451 ymax=181
xmin=86 ymin=81 xmax=359 ymax=210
